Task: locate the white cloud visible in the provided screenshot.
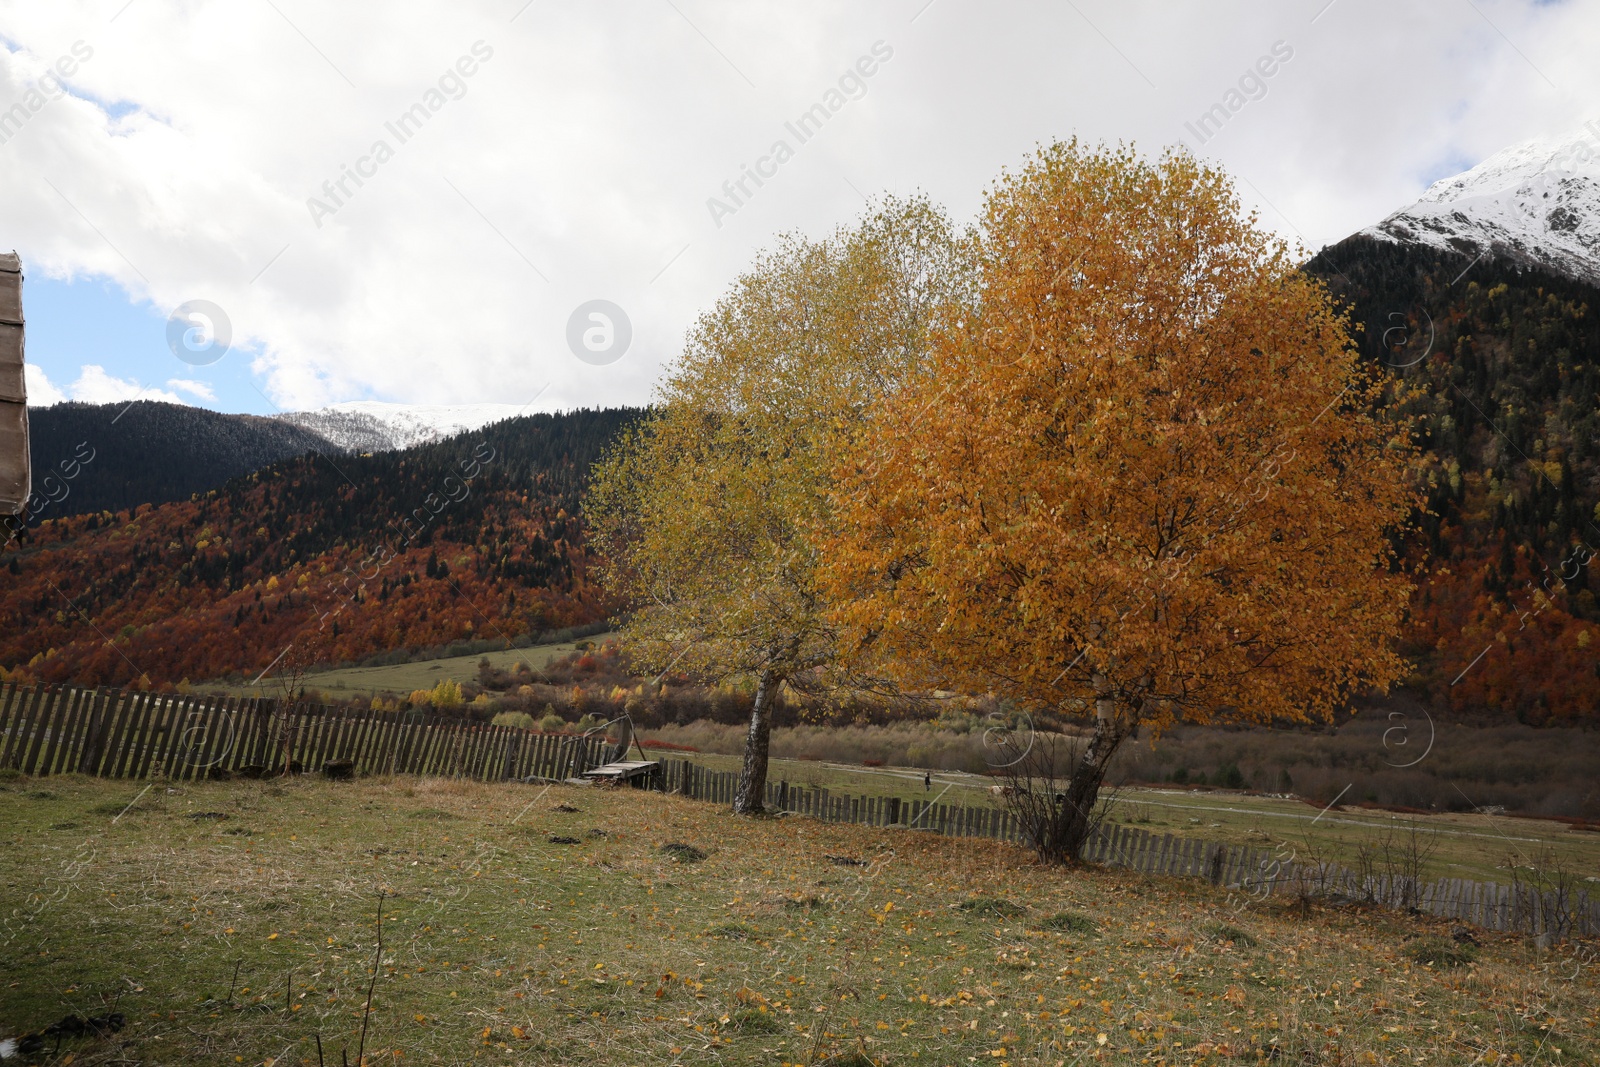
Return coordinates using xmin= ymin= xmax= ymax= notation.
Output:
xmin=23 ymin=361 xmax=187 ymax=405
xmin=165 ymin=377 xmax=216 ymax=402
xmin=0 ymin=1 xmax=1597 ymax=412
xmin=71 ymin=365 xmax=184 ymax=404
xmin=23 ymin=362 xmax=67 ymax=406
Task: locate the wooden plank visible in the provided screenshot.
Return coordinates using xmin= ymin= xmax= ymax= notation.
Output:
xmin=46 ymin=687 xmax=89 ymax=776
xmin=108 ymin=690 xmax=151 ymax=779
xmin=410 ymin=715 xmax=437 ymax=776
xmin=2 ymin=684 xmax=46 ymax=768
xmin=416 ymin=719 xmax=442 ymax=776
xmin=0 ymin=683 xmax=19 ymax=757
xmin=307 ymin=707 xmax=336 ymax=772
xmin=81 ymin=689 xmax=121 ymax=776
xmin=457 ymin=723 xmax=481 ymax=779
xmin=441 ymin=721 xmax=465 ymax=777
xmin=465 ymin=724 xmax=486 ymax=779
xmin=472 ymin=726 xmax=497 ymax=780
xmin=0 ymin=684 xmax=25 ymax=768
xmin=0 ymin=683 xmax=33 ymax=767
xmin=130 ymin=694 xmax=172 ymax=779
xmin=154 ymin=695 xmax=199 ymax=779
xmin=425 ymin=720 xmax=451 ymax=777
xmin=171 ymin=694 xmax=207 ymax=781
xmin=394 ymin=714 xmax=422 ymax=775
xmin=394 ymin=715 xmax=422 ymax=775
xmin=43 ymin=687 xmax=83 ymax=776
xmin=354 ymin=711 xmax=387 ymax=775
xmin=186 ymin=694 xmax=227 ymax=778
xmin=20 ymin=685 xmax=62 ymax=775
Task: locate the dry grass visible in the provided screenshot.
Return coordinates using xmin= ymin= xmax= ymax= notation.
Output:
xmin=0 ymin=773 xmax=1596 ymax=1065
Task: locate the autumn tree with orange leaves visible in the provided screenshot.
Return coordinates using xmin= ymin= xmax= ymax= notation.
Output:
xmin=822 ymin=142 xmax=1420 ymax=862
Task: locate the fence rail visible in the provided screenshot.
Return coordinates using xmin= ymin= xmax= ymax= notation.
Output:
xmin=0 ymin=682 xmax=607 ymax=784
xmin=3 ymin=682 xmax=1593 ymax=939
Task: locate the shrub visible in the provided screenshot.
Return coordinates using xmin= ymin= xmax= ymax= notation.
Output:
xmin=707 ymin=922 xmax=758 ymax=940
xmin=659 ymin=842 xmax=706 ymax=863
xmin=1218 ymin=764 xmax=1246 ymax=789
xmin=958 ymin=898 xmax=1026 ymax=919
xmin=539 ymin=713 xmax=566 ymax=732
xmin=492 ymin=711 xmax=537 ymax=730
xmin=1202 ymin=923 xmax=1257 ymax=947
xmin=1171 ymin=767 xmax=1188 ymax=785
xmin=726 ymin=1007 xmax=781 ymax=1034
xmin=1404 ymin=936 xmax=1477 ymax=968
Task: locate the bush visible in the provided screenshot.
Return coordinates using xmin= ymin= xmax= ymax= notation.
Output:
xmin=492 ymin=711 xmax=536 ymax=730
xmin=659 ymin=843 xmax=706 ymax=863
xmin=539 ymin=713 xmax=566 ymax=732
xmin=726 ymin=1008 xmax=781 ymax=1034
xmin=1218 ymin=764 xmax=1246 ymax=789
xmin=958 ymin=898 xmax=1026 ymax=919
xmin=1202 ymin=923 xmax=1257 ymax=947
xmin=429 ymin=679 xmax=463 ymax=709
xmin=1404 ymin=936 xmax=1477 ymax=968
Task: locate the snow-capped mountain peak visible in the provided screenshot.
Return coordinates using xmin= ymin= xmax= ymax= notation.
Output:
xmin=275 ymin=400 xmax=536 ymax=453
xmin=1361 ymin=121 xmax=1600 ymax=286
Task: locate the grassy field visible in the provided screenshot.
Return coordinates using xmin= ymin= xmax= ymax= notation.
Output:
xmin=669 ymin=751 xmax=1600 ymax=888
xmin=200 ymin=641 xmax=590 ymax=703
xmin=2 ymin=773 xmax=1596 ymax=1065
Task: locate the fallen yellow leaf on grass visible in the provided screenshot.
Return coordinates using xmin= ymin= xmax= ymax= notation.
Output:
xmin=267 ymin=933 xmax=278 ymax=940
xmin=511 ymin=1026 xmax=529 ymax=1039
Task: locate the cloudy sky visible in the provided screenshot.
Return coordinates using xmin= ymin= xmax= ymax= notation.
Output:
xmin=2 ymin=0 xmax=1597 ymax=416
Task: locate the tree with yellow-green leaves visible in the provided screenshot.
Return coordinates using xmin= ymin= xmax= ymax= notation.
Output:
xmin=821 ymin=142 xmax=1421 ymax=861
xmin=586 ymin=197 xmax=968 ymax=814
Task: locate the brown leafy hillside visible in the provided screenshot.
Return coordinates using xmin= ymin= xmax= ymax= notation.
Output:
xmin=0 ymin=409 xmax=639 ymax=687
xmin=1308 ymin=237 xmax=1600 ymax=723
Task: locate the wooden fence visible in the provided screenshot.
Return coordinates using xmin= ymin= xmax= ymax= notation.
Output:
xmin=0 ymin=682 xmax=607 ymax=784
xmin=657 ymin=759 xmax=1600 ymax=939
xmin=4 ymin=682 xmax=1594 ymax=938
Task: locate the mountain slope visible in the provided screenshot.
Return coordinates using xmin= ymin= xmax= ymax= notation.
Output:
xmin=1306 ymin=233 xmax=1600 ymax=723
xmin=276 ymin=401 xmax=535 ymax=452
xmin=23 ymin=401 xmax=337 ymax=522
xmin=1361 ymin=123 xmax=1600 ymax=287
xmin=0 ymin=408 xmax=642 ymax=687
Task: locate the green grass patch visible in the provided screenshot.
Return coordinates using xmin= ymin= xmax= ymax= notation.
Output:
xmin=1404 ymin=935 xmax=1478 ymax=968
xmin=957 ymin=897 xmax=1026 ymax=918
xmin=1035 ymin=911 xmax=1095 ymax=933
xmin=1202 ymin=922 xmax=1258 ymax=947
xmin=0 ymin=775 xmax=1588 ymax=1066
xmin=707 ymin=922 xmax=760 ymax=941
xmin=659 ymin=842 xmax=706 ymax=863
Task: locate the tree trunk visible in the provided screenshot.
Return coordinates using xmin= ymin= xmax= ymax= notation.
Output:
xmin=1057 ymin=679 xmax=1131 ymax=861
xmin=733 ymin=669 xmax=780 ymax=815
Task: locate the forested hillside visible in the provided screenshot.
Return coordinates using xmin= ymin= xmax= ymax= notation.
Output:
xmin=0 ymin=408 xmax=641 ymax=686
xmin=24 ymin=400 xmax=336 ymax=521
xmin=7 ymin=240 xmax=1600 ymax=726
xmin=1308 ymin=237 xmax=1600 ymax=723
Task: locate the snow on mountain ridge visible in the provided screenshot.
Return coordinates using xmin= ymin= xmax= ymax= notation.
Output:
xmin=276 ymin=401 xmax=535 ymax=453
xmin=1360 ymin=121 xmax=1600 ymax=287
